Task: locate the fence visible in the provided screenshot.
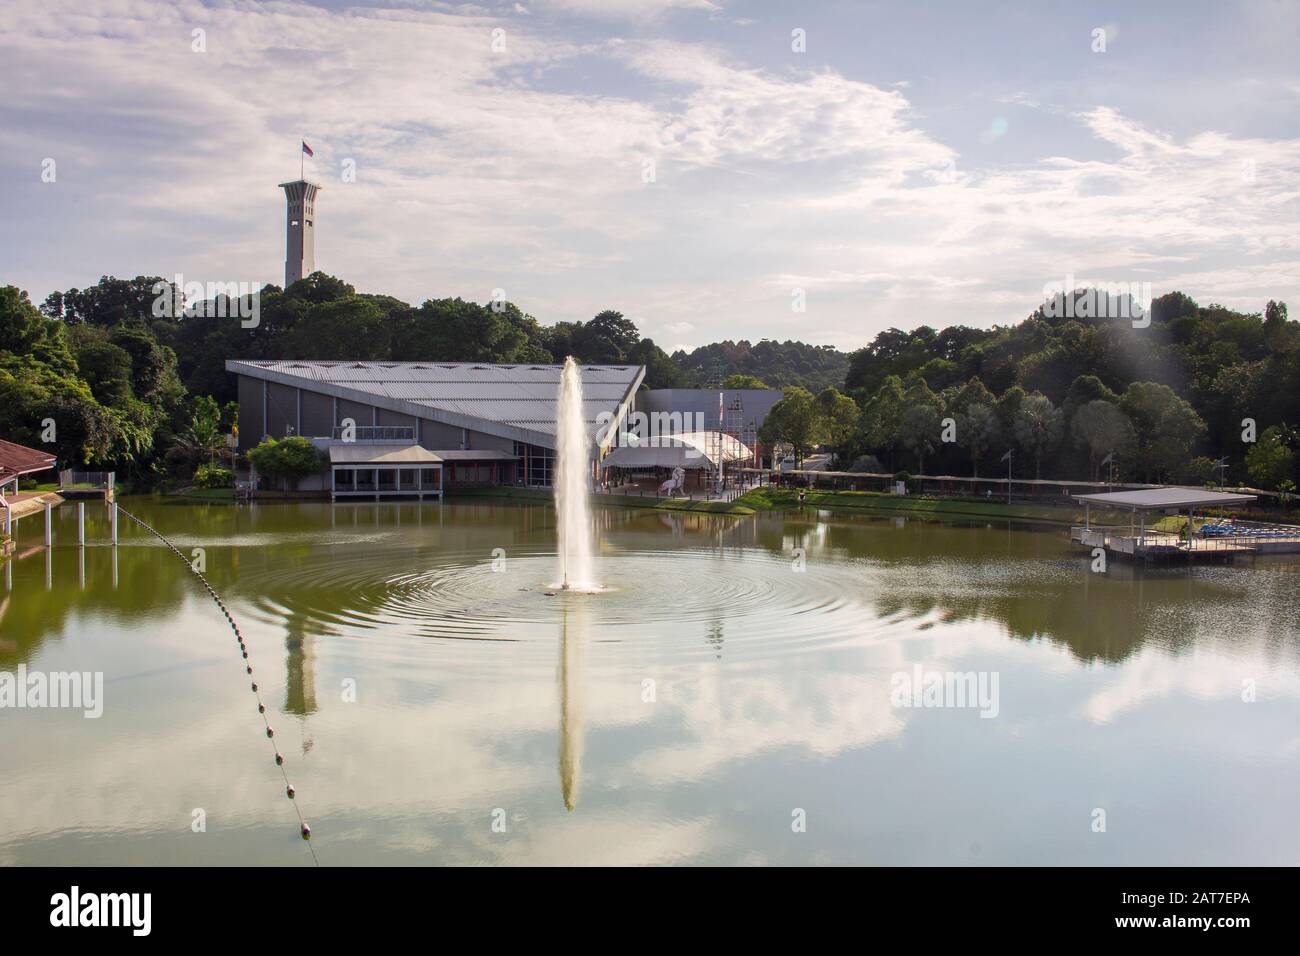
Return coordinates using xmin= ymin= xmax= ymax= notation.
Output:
xmin=58 ymin=470 xmax=114 ymax=490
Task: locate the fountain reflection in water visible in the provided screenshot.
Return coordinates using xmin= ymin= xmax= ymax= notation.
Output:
xmin=558 ymin=603 xmax=586 ymax=811
xmin=555 ymin=356 xmax=596 ymax=590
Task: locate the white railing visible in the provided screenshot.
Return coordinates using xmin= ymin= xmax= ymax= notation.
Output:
xmin=329 ymin=425 xmax=414 ymax=442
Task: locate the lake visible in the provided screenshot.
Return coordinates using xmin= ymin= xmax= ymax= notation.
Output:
xmin=1 ymin=497 xmax=1297 ymax=865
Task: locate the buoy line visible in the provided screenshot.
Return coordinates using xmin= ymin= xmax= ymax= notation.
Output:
xmin=115 ymin=505 xmax=319 ymax=866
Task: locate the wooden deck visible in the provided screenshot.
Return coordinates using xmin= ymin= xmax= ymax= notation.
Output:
xmin=3 ymin=491 xmax=64 ymax=522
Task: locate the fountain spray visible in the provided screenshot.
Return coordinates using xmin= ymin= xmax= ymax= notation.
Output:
xmin=555 ymin=357 xmax=595 ymax=591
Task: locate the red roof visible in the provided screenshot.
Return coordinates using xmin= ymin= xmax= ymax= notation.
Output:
xmin=0 ymin=438 xmax=57 ymax=481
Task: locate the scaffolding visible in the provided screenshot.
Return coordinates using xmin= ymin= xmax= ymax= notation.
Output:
xmin=722 ymin=393 xmax=757 ymax=468
xmin=698 ymin=388 xmax=759 ymax=488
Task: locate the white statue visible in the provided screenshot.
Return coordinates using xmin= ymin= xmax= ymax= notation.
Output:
xmin=658 ymin=466 xmax=687 ymax=496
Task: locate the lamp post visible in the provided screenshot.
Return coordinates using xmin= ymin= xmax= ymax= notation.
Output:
xmin=1211 ymin=456 xmax=1228 ymax=489
xmin=1000 ymin=448 xmax=1012 ymax=504
xmin=1099 ymin=451 xmax=1114 ymax=486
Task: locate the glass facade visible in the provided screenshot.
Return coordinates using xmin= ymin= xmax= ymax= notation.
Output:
xmin=514 ymin=441 xmax=555 ymax=486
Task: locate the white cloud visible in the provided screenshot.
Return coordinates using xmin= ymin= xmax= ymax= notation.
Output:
xmin=541 ymin=0 xmax=721 ymax=19
xmin=1 ymin=0 xmax=1297 ymax=350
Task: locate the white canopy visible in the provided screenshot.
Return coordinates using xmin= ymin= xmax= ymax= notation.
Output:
xmin=1074 ymin=488 xmax=1256 ymax=510
xmin=601 ymin=431 xmax=751 ymax=471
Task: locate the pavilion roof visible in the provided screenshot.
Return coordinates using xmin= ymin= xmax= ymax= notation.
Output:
xmin=1073 ymin=488 xmax=1256 ymax=510
xmin=0 ymin=439 xmax=57 ymax=481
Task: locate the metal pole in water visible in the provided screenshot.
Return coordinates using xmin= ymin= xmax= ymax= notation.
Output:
xmin=111 ymin=501 xmax=118 ymax=545
xmin=78 ymin=501 xmax=85 ymax=546
xmin=44 ymin=501 xmax=52 ymax=547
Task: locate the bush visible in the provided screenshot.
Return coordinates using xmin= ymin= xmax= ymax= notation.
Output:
xmin=248 ymin=436 xmax=323 ymax=490
xmin=193 ymin=464 xmax=233 ymax=489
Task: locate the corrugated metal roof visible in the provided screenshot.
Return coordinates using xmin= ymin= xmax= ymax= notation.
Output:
xmin=228 ymin=360 xmax=643 ymax=447
xmin=0 ymin=439 xmax=58 ymax=480
xmin=1074 ymin=488 xmax=1257 ymax=509
xmin=243 ymin=360 xmax=637 ymax=384
xmin=329 ymin=444 xmax=443 ymax=465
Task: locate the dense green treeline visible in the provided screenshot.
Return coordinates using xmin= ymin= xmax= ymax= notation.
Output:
xmin=839 ymin=292 xmax=1299 ymax=489
xmin=3 ymin=273 xmax=1297 ymax=492
xmin=672 ymin=340 xmax=849 ymax=392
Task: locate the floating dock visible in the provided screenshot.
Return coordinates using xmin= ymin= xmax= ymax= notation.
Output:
xmin=1071 ymin=487 xmax=1300 ymax=563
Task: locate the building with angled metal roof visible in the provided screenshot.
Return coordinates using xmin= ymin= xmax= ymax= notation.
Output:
xmin=226 ymin=360 xmax=645 ymax=496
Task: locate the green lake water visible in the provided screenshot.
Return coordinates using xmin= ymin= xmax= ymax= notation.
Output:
xmin=1 ymin=497 xmax=1297 ymax=865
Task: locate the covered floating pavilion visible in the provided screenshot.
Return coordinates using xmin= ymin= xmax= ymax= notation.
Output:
xmin=1070 ymin=487 xmax=1300 ymax=560
xmin=1 ymin=439 xmax=60 ymax=543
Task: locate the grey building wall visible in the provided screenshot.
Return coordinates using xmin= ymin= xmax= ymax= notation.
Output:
xmin=634 ymin=389 xmax=784 ymax=435
xmin=465 ymin=430 xmax=514 ymax=453
xmin=414 ymin=419 xmax=515 ymax=452
xmin=376 ymin=407 xmax=416 ymax=429
xmin=336 ymin=398 xmax=374 ymax=429
xmin=417 ymin=418 xmax=463 ymax=450
xmin=266 ymin=382 xmax=298 ymax=438
xmin=234 ymin=374 xmax=530 ymax=455
xmin=301 ymin=390 xmax=333 ymax=438
xmin=237 ymin=375 xmax=263 ymax=449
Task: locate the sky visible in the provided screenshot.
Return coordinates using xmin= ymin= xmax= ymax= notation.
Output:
xmin=1 ymin=0 xmax=1298 ymax=353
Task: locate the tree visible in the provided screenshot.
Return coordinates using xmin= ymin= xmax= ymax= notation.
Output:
xmin=70 ymin=329 xmax=134 ymax=407
xmin=580 ymin=310 xmax=641 ymax=362
xmin=169 ymin=395 xmax=226 ymax=473
xmin=1120 ymin=382 xmax=1207 ymax=482
xmin=958 ymin=402 xmax=1000 ymax=477
xmin=248 ymin=436 xmax=322 ymax=490
xmin=281 ymin=296 xmax=391 ymax=360
xmin=1245 ymin=426 xmax=1297 ymax=490
xmin=393 ymin=297 xmax=516 ymax=361
xmin=859 ymin=375 xmax=906 ymax=470
xmin=722 ymin=373 xmax=769 ymax=389
xmin=758 ymin=387 xmax=824 ymax=466
xmin=1013 ymin=393 xmax=1063 ymax=479
xmin=628 ymin=336 xmax=687 ymax=389
xmin=1061 ymin=373 xmax=1118 ymax=423
xmin=898 ymin=381 xmax=943 ymax=475
xmin=815 ymin=387 xmax=860 ymax=461
xmin=676 ymin=339 xmax=850 ymax=392
xmin=899 ymin=404 xmax=940 ymax=474
xmin=1071 ymin=400 xmax=1134 ymax=480
xmin=40 ymin=275 xmax=175 ymax=326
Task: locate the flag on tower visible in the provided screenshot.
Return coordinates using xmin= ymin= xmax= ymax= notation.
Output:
xmin=301 ymin=141 xmax=314 ymax=157
xmin=1000 ymin=449 xmax=1012 ymax=462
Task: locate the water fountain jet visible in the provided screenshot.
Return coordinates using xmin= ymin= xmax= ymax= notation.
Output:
xmin=555 ymin=356 xmax=595 ymax=591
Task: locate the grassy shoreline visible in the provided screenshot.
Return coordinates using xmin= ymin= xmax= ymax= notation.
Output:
xmin=730 ymin=487 xmax=1105 ymax=525
xmin=153 ymin=483 xmax=1292 ymax=528
xmin=451 ymin=485 xmax=1100 ymax=524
